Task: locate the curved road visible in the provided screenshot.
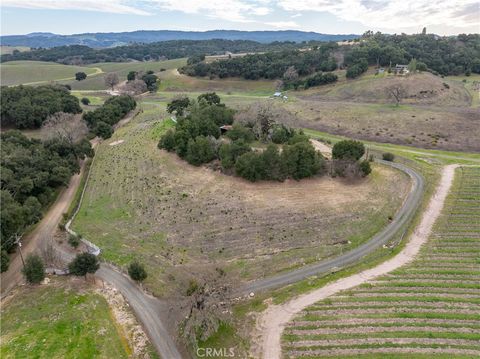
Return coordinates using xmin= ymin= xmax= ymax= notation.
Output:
xmin=240 ymin=160 xmax=425 ymax=295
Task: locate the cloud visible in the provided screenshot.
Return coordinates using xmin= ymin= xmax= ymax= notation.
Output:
xmin=265 ymin=21 xmax=300 ymax=28
xmin=148 ymin=0 xmax=271 ymax=22
xmin=278 ymin=0 xmax=479 ymax=29
xmin=2 ymin=0 xmax=150 ymax=15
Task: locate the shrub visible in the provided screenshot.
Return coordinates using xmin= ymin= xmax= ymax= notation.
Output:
xmin=68 ymin=234 xmax=80 ymax=248
xmin=226 ymin=123 xmax=255 ymax=142
xmin=185 ymin=136 xmax=216 ymax=166
xmin=128 ymin=261 xmax=147 ymax=282
xmin=94 ymin=121 xmax=113 ymax=139
xmin=235 ymin=152 xmax=266 ymax=182
xmin=282 ymin=141 xmax=324 ymax=180
xmin=271 ymin=125 xmax=294 ymax=144
xmin=219 ymin=139 xmax=251 ymax=169
xmin=332 ymin=140 xmax=365 ymax=161
xmin=75 ymin=72 xmax=87 ymax=81
xmin=22 ymin=254 xmax=45 ymax=284
xmin=81 ymin=97 xmax=90 ymax=105
xmin=382 ymin=152 xmax=395 ymax=161
xmin=359 ymin=160 xmax=372 ymax=177
xmin=158 ymin=129 xmax=176 ymax=151
xmin=68 ymin=252 xmax=99 ymax=277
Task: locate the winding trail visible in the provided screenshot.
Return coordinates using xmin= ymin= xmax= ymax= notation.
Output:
xmin=254 ymin=164 xmax=459 ymax=359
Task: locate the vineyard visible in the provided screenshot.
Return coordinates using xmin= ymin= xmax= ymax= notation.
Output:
xmin=283 ymin=166 xmax=480 ymax=358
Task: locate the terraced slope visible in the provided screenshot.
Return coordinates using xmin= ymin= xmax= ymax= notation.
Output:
xmin=283 ymin=166 xmax=480 ymax=358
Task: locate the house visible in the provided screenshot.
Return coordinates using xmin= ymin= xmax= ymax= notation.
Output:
xmin=273 ymin=92 xmax=282 ymax=97
xmin=376 ymin=67 xmax=385 ymax=74
xmin=395 ymin=64 xmax=409 ymax=75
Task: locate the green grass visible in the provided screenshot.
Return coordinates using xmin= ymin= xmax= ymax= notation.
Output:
xmin=0 ymin=61 xmax=101 ymax=86
xmin=0 ymin=278 xmax=129 ymax=359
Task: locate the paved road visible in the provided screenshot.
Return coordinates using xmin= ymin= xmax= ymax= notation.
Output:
xmin=239 ymin=160 xmax=425 ymax=295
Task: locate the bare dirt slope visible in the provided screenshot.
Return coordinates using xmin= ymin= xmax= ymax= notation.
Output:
xmin=253 ymin=164 xmax=458 ymax=359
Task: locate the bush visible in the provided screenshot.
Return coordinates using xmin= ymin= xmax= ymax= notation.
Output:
xmin=235 ymin=152 xmax=266 ymax=182
xmin=81 ymin=97 xmax=90 ymax=105
xmin=282 ymin=141 xmax=324 ymax=180
xmin=332 ymin=140 xmax=365 ymax=161
xmin=158 ymin=129 xmax=176 ymax=151
xmin=75 ymin=72 xmax=87 ymax=81
xmin=226 ymin=123 xmax=255 ymax=143
xmin=22 ymin=254 xmax=45 ymax=284
xmin=382 ymin=152 xmax=395 ymax=161
xmin=185 ymin=136 xmax=216 ymax=166
xmin=94 ymin=121 xmax=113 ymax=139
xmin=128 ymin=261 xmax=147 ymax=282
xmin=68 ymin=234 xmax=80 ymax=248
xmin=359 ymin=160 xmax=372 ymax=177
xmin=271 ymin=125 xmax=294 ymax=144
xmin=68 ymin=252 xmax=99 ymax=277
xmin=219 ymin=139 xmax=251 ymax=169
xmin=346 ymin=59 xmax=368 ymax=79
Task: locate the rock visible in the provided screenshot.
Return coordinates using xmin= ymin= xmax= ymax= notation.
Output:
xmin=249 ymin=292 xmax=255 ymax=298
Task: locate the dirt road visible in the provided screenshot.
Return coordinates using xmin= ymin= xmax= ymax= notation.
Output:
xmin=0 ymin=160 xmax=89 ymax=296
xmin=240 ymin=160 xmax=424 ymax=295
xmin=254 ymin=164 xmax=458 ymax=359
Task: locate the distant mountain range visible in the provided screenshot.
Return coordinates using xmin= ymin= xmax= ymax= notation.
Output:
xmin=0 ymin=30 xmax=360 ymax=48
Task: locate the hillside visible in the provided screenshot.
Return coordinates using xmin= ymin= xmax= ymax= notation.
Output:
xmin=304 ymin=72 xmax=472 ymax=107
xmin=0 ymin=30 xmax=359 ymax=48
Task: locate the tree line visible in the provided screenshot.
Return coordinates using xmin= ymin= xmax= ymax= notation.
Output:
xmin=344 ymin=32 xmax=480 ymax=77
xmin=1 ymin=85 xmax=82 ymax=129
xmin=1 ymin=131 xmax=93 ymax=271
xmin=180 ymin=43 xmax=338 ymax=80
xmin=0 ymin=40 xmax=303 ymax=65
xmin=83 ymin=95 xmax=137 ymax=139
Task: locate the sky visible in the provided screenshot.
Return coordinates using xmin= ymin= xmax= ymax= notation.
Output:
xmin=1 ymin=0 xmax=479 ymax=36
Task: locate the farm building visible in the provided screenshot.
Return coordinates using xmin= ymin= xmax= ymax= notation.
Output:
xmin=395 ymin=64 xmax=409 ymax=75
xmin=220 ymin=125 xmax=233 ymax=134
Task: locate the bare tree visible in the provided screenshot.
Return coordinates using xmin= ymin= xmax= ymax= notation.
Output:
xmin=180 ymin=268 xmax=232 ymax=349
xmin=41 ymin=112 xmax=88 ymax=144
xmin=386 ymin=84 xmax=407 ymax=106
xmin=235 ymin=102 xmax=294 ymax=141
xmin=125 ymin=79 xmax=147 ymax=95
xmin=104 ymin=72 xmax=119 ymax=90
xmin=283 ymin=66 xmax=299 ymax=83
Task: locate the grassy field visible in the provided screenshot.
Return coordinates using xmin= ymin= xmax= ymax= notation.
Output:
xmin=0 ymin=277 xmax=130 ymax=359
xmin=63 ymin=59 xmax=187 ymax=91
xmin=279 ymin=71 xmax=480 ymax=152
xmin=0 ymin=45 xmax=30 ymax=55
xmin=71 ymin=99 xmax=409 ymax=298
xmin=283 ymin=166 xmax=480 ymax=358
xmin=0 ymin=61 xmax=101 ymax=86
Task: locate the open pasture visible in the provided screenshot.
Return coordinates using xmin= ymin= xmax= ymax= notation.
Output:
xmin=0 ymin=60 xmax=100 ymax=86
xmin=0 ymin=277 xmax=130 ymax=359
xmin=63 ymin=58 xmax=187 ymax=91
xmin=283 ymin=166 xmax=480 ymax=358
xmin=72 ymin=100 xmax=409 ymax=297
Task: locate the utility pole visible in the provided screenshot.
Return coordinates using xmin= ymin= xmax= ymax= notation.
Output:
xmin=15 ymin=235 xmax=25 ymax=268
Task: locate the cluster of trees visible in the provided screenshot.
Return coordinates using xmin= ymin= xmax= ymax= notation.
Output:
xmin=158 ymin=93 xmax=235 ymax=163
xmin=331 ymin=140 xmax=371 ymax=178
xmin=1 ymin=40 xmax=302 ymax=64
xmin=1 ymin=131 xmax=93 ymax=271
xmin=126 ymin=70 xmax=159 ymax=93
xmin=75 ymin=71 xmax=87 ymax=81
xmin=283 ymin=68 xmax=338 ymax=90
xmin=180 ymin=44 xmax=338 ymax=80
xmin=1 ymin=85 xmax=82 ymax=129
xmin=344 ymin=32 xmax=480 ymax=76
xmin=83 ymin=95 xmax=136 ymax=139
xmin=159 ymin=95 xmax=325 ymax=182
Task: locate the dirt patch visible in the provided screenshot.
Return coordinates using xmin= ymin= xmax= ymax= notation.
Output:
xmin=96 ymin=281 xmax=152 ymax=358
xmin=109 ymin=139 xmax=125 ymax=146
